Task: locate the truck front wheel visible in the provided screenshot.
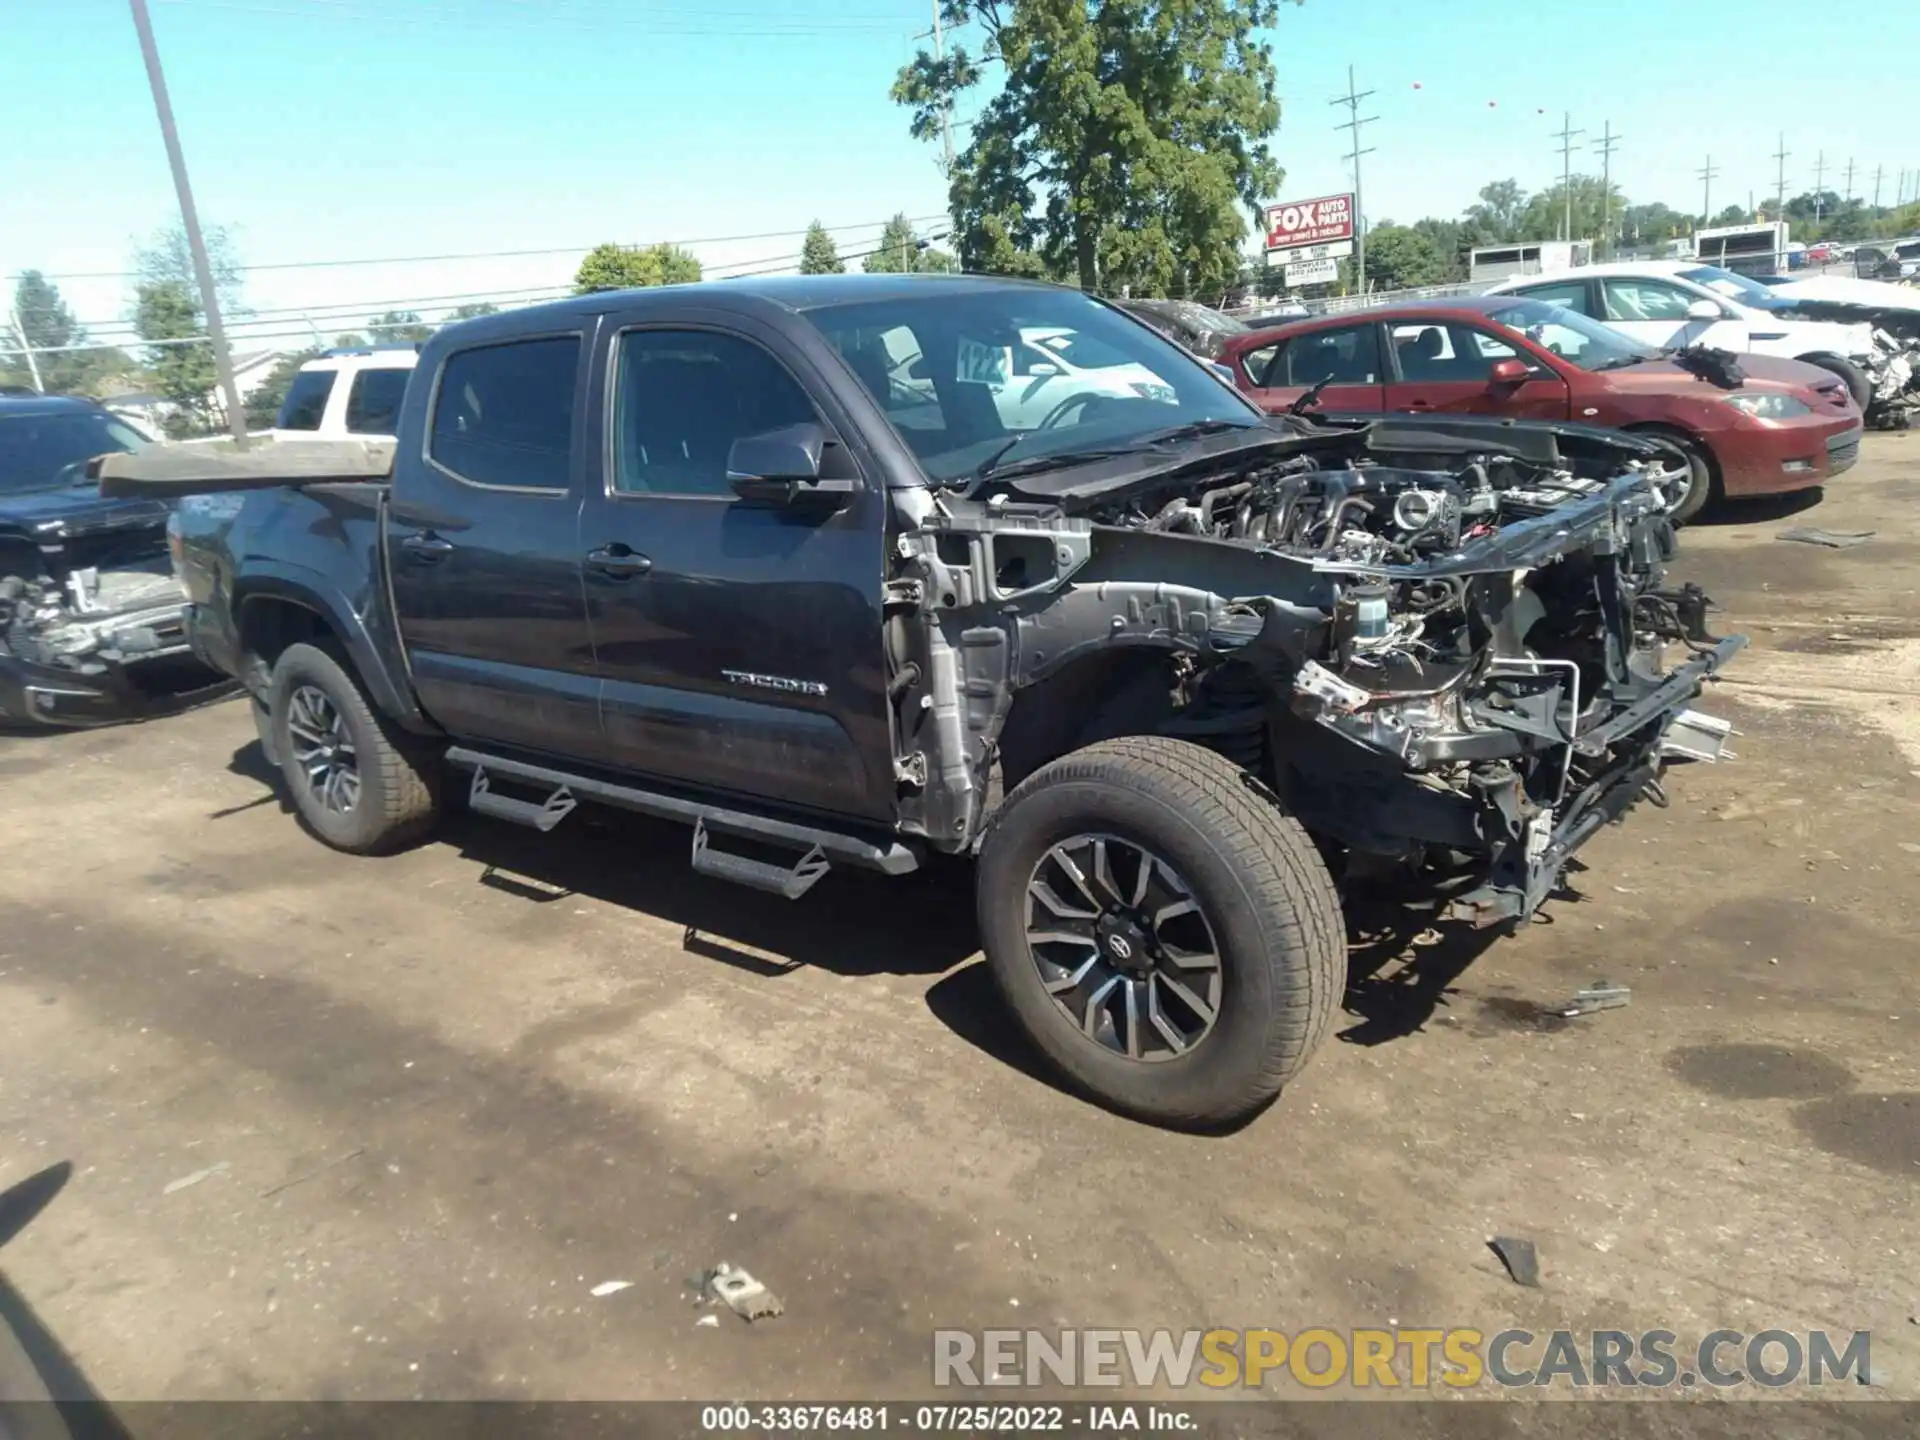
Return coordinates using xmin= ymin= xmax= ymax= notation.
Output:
xmin=975 ymin=737 xmax=1346 ymax=1130
xmin=267 ymin=641 xmax=441 ymax=854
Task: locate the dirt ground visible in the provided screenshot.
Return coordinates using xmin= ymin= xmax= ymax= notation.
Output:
xmin=1 ymin=437 xmax=1916 ymax=1421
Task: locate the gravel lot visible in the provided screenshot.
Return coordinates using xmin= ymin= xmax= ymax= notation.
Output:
xmin=1 ymin=436 xmax=1915 ymax=1420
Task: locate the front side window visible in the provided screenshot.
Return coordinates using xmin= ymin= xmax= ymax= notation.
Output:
xmin=276 ymin=369 xmax=335 ymax=431
xmin=0 ymin=410 xmax=145 ymax=494
xmin=1485 ymin=298 xmax=1655 ymax=371
xmin=1603 ymin=279 xmax=1695 ymax=322
xmin=344 ymin=367 xmax=411 ymax=435
xmin=429 ymin=336 xmax=579 ymax=491
xmin=611 ymin=329 xmax=820 ymax=497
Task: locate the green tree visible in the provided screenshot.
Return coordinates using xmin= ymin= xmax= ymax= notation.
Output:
xmin=5 ymin=272 xmax=129 ymax=395
xmin=1709 ymin=204 xmax=1749 ymax=227
xmin=862 ymin=213 xmax=956 ymax=274
xmin=1465 ymin=180 xmax=1528 ymax=243
xmin=368 ymin=309 xmax=432 ymax=343
xmin=134 ymin=220 xmax=247 ymax=320
xmin=244 ymin=347 xmax=322 ymax=430
xmin=1361 ymin=225 xmax=1449 ymax=291
xmin=799 ymin=222 xmax=845 ymax=275
xmin=1621 ymin=201 xmax=1689 ymax=245
xmin=331 ymin=332 xmax=368 ymax=348
xmin=447 ymin=302 xmax=500 ymax=320
xmin=573 ymin=242 xmax=702 ymax=294
xmin=134 ymin=280 xmax=219 ymax=438
xmin=893 ymin=0 xmax=1291 ymax=296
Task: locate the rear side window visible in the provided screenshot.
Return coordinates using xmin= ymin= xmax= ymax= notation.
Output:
xmin=344 ymin=368 xmax=411 ymax=435
xmin=277 ymin=369 xmax=335 ymax=431
xmin=429 ymin=336 xmax=580 ymax=491
xmin=1509 ymin=280 xmax=1590 ymax=314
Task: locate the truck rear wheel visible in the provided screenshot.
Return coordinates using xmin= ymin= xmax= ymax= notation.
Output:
xmin=268 ymin=641 xmax=440 ymax=855
xmin=975 ymin=737 xmax=1346 ymax=1130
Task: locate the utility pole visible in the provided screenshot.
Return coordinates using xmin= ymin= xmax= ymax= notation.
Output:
xmin=930 ymin=0 xmax=954 ymax=177
xmin=1552 ymin=113 xmax=1584 ymax=243
xmin=1843 ymin=157 xmax=1856 ymax=203
xmin=1329 ymin=65 xmax=1377 ymax=291
xmin=1697 ymin=154 xmax=1719 ymax=225
xmin=129 ymin=0 xmax=248 ymax=447
xmin=1873 ymin=164 xmax=1885 ymax=209
xmin=1771 ymin=132 xmax=1789 ymax=223
xmin=1812 ymin=150 xmax=1826 ymax=222
xmin=6 ymin=305 xmax=45 ymax=393
xmin=1591 ymin=121 xmax=1620 ymax=256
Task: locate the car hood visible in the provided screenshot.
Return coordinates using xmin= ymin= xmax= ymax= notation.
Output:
xmin=1601 ymin=352 xmax=1832 ymax=395
xmin=0 ymin=482 xmax=170 ymax=538
xmin=1764 ymin=276 xmax=1920 ymax=314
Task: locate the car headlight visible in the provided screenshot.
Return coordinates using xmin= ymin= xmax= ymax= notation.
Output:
xmin=1723 ymin=392 xmax=1811 ymax=420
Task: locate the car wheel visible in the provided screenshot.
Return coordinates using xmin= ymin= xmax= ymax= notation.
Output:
xmin=1632 ymin=428 xmax=1715 ymax=524
xmin=1798 ymin=353 xmax=1872 ymax=411
xmin=975 ymin=737 xmax=1345 ymax=1130
xmin=251 ymin=695 xmax=279 ymax=769
xmin=268 ymin=641 xmax=440 ymax=854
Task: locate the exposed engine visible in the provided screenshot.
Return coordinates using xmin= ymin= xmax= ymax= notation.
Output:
xmin=0 ymin=561 xmax=194 ymax=672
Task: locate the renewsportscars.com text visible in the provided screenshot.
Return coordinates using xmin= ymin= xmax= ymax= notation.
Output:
xmin=933 ymin=1327 xmax=1873 ymax=1391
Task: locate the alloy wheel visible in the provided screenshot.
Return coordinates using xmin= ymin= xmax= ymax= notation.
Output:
xmin=285 ymin=684 xmax=361 ymax=815
xmin=1024 ymin=833 xmax=1223 ymax=1062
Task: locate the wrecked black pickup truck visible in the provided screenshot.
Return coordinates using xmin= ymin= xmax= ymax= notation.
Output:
xmin=1 ymin=395 xmax=232 ymax=727
xmin=104 ymin=275 xmax=1744 ymax=1129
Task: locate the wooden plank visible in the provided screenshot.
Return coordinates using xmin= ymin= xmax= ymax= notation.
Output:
xmin=92 ymin=438 xmax=396 ymax=498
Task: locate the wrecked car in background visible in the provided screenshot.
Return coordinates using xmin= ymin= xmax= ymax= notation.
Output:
xmin=0 ymin=395 xmax=232 ymax=727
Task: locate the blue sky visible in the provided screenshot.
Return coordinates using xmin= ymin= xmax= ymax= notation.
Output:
xmin=5 ymin=0 xmax=1918 ymax=357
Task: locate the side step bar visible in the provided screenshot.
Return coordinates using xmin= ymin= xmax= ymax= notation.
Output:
xmin=444 ymin=748 xmax=920 ymax=896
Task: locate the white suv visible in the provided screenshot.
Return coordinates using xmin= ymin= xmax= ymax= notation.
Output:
xmin=271 ymin=346 xmax=419 ymax=443
xmin=1486 ymin=261 xmax=1878 ymax=408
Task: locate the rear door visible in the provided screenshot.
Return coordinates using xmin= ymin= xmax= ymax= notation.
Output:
xmin=574 ymin=309 xmax=894 ymax=822
xmin=1384 ymin=319 xmax=1570 ymax=419
xmin=1237 ymin=322 xmax=1386 ymax=414
xmin=386 ymin=330 xmax=604 ymax=757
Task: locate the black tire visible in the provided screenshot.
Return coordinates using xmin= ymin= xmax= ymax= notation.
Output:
xmin=267 ymin=641 xmax=440 ymax=854
xmin=975 ymin=736 xmax=1345 ymax=1130
xmin=251 ymin=695 xmax=279 ymax=769
xmin=1799 ymin=353 xmax=1872 ymax=411
xmin=1631 ymin=427 xmax=1714 ymax=525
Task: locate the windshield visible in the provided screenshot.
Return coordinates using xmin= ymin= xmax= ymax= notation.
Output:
xmin=1483 ymin=298 xmax=1659 ymax=371
xmin=802 ymin=287 xmax=1262 ymax=485
xmin=1679 ymin=265 xmax=1782 ymax=307
xmin=0 ymin=409 xmax=146 ymax=495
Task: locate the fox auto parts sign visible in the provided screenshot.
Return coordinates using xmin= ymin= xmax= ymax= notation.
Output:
xmin=1263 ymin=193 xmax=1355 ymax=254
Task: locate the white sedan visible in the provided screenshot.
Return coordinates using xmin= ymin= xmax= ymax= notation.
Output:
xmin=987 ymin=326 xmax=1179 ymax=431
xmin=1485 ymin=260 xmax=1878 ymax=407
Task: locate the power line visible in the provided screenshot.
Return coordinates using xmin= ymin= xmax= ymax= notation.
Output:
xmin=1873 ymin=164 xmax=1885 ymax=209
xmin=1329 ymin=65 xmax=1377 ymax=289
xmin=6 ymin=215 xmax=949 ymax=283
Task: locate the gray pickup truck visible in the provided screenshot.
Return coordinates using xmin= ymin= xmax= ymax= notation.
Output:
xmin=102 ymin=274 xmax=1742 ymax=1129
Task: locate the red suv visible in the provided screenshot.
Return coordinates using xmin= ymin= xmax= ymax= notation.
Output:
xmin=1219 ymin=296 xmax=1862 ymax=522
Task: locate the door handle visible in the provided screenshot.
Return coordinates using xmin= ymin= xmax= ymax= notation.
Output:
xmin=1403 ymin=400 xmax=1434 ymax=411
xmin=403 ymin=532 xmax=454 ymax=562
xmin=586 ymin=544 xmax=652 ymax=578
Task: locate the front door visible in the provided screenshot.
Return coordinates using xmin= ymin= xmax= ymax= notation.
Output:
xmin=575 ymin=315 xmax=894 ymax=823
xmin=1384 ymin=319 xmax=1570 ymax=419
xmin=385 ymin=330 xmax=604 ymax=758
xmin=1237 ymin=321 xmax=1387 ymax=415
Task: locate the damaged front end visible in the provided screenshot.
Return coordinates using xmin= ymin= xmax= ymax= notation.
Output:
xmin=0 ymin=510 xmax=232 ymax=728
xmin=1864 ymin=328 xmax=1920 ymax=430
xmin=887 ymin=418 xmax=1744 ymax=929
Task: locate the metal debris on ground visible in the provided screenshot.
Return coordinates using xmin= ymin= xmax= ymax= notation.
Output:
xmin=589 ymin=1280 xmax=633 ymax=1298
xmin=1557 ymin=982 xmax=1631 ymax=1018
xmin=162 ymin=1162 xmax=229 ymax=1195
xmin=1488 ymin=1235 xmax=1541 ymax=1288
xmin=708 ymin=1262 xmax=784 ymax=1321
xmin=696 ymin=1314 xmax=721 ymax=1328
xmin=1776 ymin=528 xmax=1876 ymax=548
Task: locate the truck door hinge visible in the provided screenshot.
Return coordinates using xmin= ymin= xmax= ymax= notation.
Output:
xmin=884 ymin=578 xmax=925 ymax=610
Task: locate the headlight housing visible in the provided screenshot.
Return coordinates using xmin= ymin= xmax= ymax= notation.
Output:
xmin=1723 ymin=392 xmax=1811 ymax=420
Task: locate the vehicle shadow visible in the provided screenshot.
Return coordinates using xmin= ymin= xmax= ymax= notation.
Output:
xmin=1335 ymin=888 xmax=1507 ymax=1045
xmin=1695 ymin=487 xmax=1825 ymax=527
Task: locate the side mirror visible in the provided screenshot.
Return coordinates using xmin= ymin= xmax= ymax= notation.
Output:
xmin=1488 ymin=357 xmax=1531 ymax=386
xmin=1686 ymin=299 xmax=1723 ymax=321
xmin=1026 ymin=361 xmax=1060 ymax=377
xmin=727 ymin=422 xmax=857 ymax=508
